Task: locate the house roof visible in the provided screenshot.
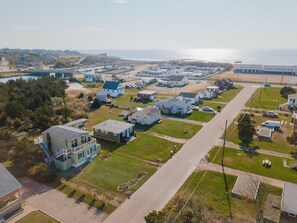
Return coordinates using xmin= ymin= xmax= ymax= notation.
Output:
xmin=281 ymin=182 xmax=297 ymax=215
xmin=93 ymin=119 xmax=134 ymax=134
xmin=137 ymin=90 xmax=156 ymax=95
xmin=158 ymin=97 xmax=189 ymax=107
xmin=64 ymin=118 xmax=88 ymax=127
xmin=258 ymin=127 xmax=272 ymax=138
xmin=232 ymin=176 xmax=260 ymax=200
xmin=97 ymin=90 xmax=108 ymax=96
xmin=43 ymin=125 xmax=89 ymax=141
xmin=102 ymin=81 xmax=121 ymax=90
xmin=167 ymin=75 xmax=186 ymax=82
xmin=140 ymin=107 xmax=160 ymax=116
xmin=0 ymin=163 xmax=22 ymax=198
xmin=179 ymin=92 xmax=198 ymax=98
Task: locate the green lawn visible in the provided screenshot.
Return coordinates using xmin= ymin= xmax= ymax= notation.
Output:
xmin=74 ymin=152 xmax=156 ymax=195
xmin=117 ymin=132 xmax=182 ymax=162
xmin=164 ymin=171 xmax=281 ymax=221
xmin=246 ymin=87 xmax=287 ymax=110
xmin=186 ymin=111 xmax=214 ymax=122
xmin=212 ymin=85 xmax=244 ymax=102
xmin=202 ymin=101 xmax=226 ymax=110
xmin=138 ymin=119 xmax=202 ymax=139
xmin=60 ymin=132 xmax=181 ymax=204
xmin=209 ymin=146 xmax=297 ymax=183
xmin=226 ymin=114 xmax=296 ymax=155
xmin=16 ymin=211 xmax=59 ymax=223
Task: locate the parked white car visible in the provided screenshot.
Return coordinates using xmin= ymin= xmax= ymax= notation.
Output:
xmin=190 ymin=105 xmax=199 ymax=111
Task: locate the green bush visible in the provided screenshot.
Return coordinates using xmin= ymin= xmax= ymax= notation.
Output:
xmin=28 ymin=163 xmax=56 ymax=183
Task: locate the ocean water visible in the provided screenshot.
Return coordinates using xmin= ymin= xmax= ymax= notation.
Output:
xmin=79 ymin=49 xmax=297 ymax=65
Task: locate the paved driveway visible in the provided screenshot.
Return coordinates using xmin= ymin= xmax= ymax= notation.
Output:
xmin=9 ymin=178 xmax=107 ymax=223
xmin=104 ymin=84 xmax=257 ymax=223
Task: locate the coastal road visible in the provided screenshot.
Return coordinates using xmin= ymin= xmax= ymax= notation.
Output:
xmin=104 ymin=84 xmax=257 ymax=223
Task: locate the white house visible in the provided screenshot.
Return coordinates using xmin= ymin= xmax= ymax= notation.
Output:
xmin=198 ymin=90 xmax=214 ymax=99
xmin=206 ymin=86 xmax=221 ymax=94
xmin=159 ymin=75 xmax=189 ymax=87
xmin=84 ymin=74 xmax=102 ymax=82
xmin=177 ymin=92 xmax=200 ymax=104
xmin=128 ymin=106 xmax=161 ymax=125
xmin=288 ymin=94 xmax=297 ymax=106
xmin=156 ymin=98 xmax=192 ymax=115
xmin=102 ymin=81 xmax=124 ymax=98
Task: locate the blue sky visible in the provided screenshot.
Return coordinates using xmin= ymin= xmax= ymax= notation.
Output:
xmin=1 ymin=0 xmax=297 ymax=50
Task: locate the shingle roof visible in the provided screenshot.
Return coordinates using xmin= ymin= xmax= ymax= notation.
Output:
xmin=102 ymin=81 xmax=121 ymax=90
xmin=43 ymin=125 xmax=89 ymax=140
xmin=64 ymin=118 xmax=88 ymax=127
xmin=179 ymin=92 xmax=197 ymax=98
xmin=258 ymin=127 xmax=272 ymax=138
xmin=93 ymin=119 xmax=134 ymax=134
xmin=0 ymin=163 xmax=22 ymax=198
xmin=281 ymin=182 xmax=297 ymax=215
xmin=140 ymin=107 xmax=160 ymax=116
xmin=167 ymin=75 xmax=186 ymax=81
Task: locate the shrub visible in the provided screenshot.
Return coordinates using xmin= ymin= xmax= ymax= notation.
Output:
xmin=28 ymin=163 xmax=56 ymax=183
xmin=280 ymin=86 xmax=296 ymax=99
xmin=287 ymin=132 xmax=297 ymax=145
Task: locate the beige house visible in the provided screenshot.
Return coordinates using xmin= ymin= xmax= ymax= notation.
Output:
xmin=42 ymin=125 xmax=99 ymax=171
xmin=128 ymin=106 xmax=161 ymax=125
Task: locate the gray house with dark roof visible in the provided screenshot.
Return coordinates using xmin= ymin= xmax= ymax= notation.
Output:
xmin=177 ymin=92 xmax=200 ymax=104
xmin=0 ymin=164 xmax=22 ymax=218
xmin=102 ymin=81 xmax=124 ymax=98
xmin=156 ymin=98 xmax=192 ymax=115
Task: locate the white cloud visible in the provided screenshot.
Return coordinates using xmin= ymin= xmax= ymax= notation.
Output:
xmin=112 ymin=0 xmax=128 ymax=3
xmin=65 ymin=27 xmax=104 ymax=33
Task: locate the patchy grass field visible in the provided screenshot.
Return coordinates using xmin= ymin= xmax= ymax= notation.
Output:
xmin=212 ymin=85 xmax=244 ymax=102
xmin=226 ymin=114 xmax=296 ymax=155
xmin=112 ymin=89 xmax=171 ymax=109
xmin=16 ymin=211 xmax=59 ymax=223
xmin=138 ymin=119 xmax=202 ymax=139
xmin=209 ymin=146 xmax=297 ymax=183
xmin=164 ymin=171 xmax=281 ymax=221
xmin=246 ymin=87 xmax=287 ymax=110
xmin=85 ymin=106 xmax=124 ymax=131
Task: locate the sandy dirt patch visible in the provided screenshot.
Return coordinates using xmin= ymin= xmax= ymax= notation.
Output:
xmin=147 ymin=80 xmax=212 ymax=96
xmin=210 ymin=71 xmax=297 ymax=85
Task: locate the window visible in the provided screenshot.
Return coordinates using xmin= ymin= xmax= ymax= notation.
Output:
xmin=87 ymin=150 xmax=90 ymax=155
xmin=81 ymin=135 xmax=86 ymax=143
xmin=71 ymin=139 xmax=78 ymax=147
xmin=78 ymin=151 xmax=84 ymax=160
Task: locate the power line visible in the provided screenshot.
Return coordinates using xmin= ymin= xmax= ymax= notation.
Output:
xmin=171 ymin=122 xmax=229 ymax=223
xmin=221 ymin=120 xmax=233 ymax=220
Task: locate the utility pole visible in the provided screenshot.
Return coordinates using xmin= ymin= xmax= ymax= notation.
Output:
xmin=249 ymin=94 xmax=254 ymax=116
xmin=221 ymin=120 xmax=233 ymax=220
